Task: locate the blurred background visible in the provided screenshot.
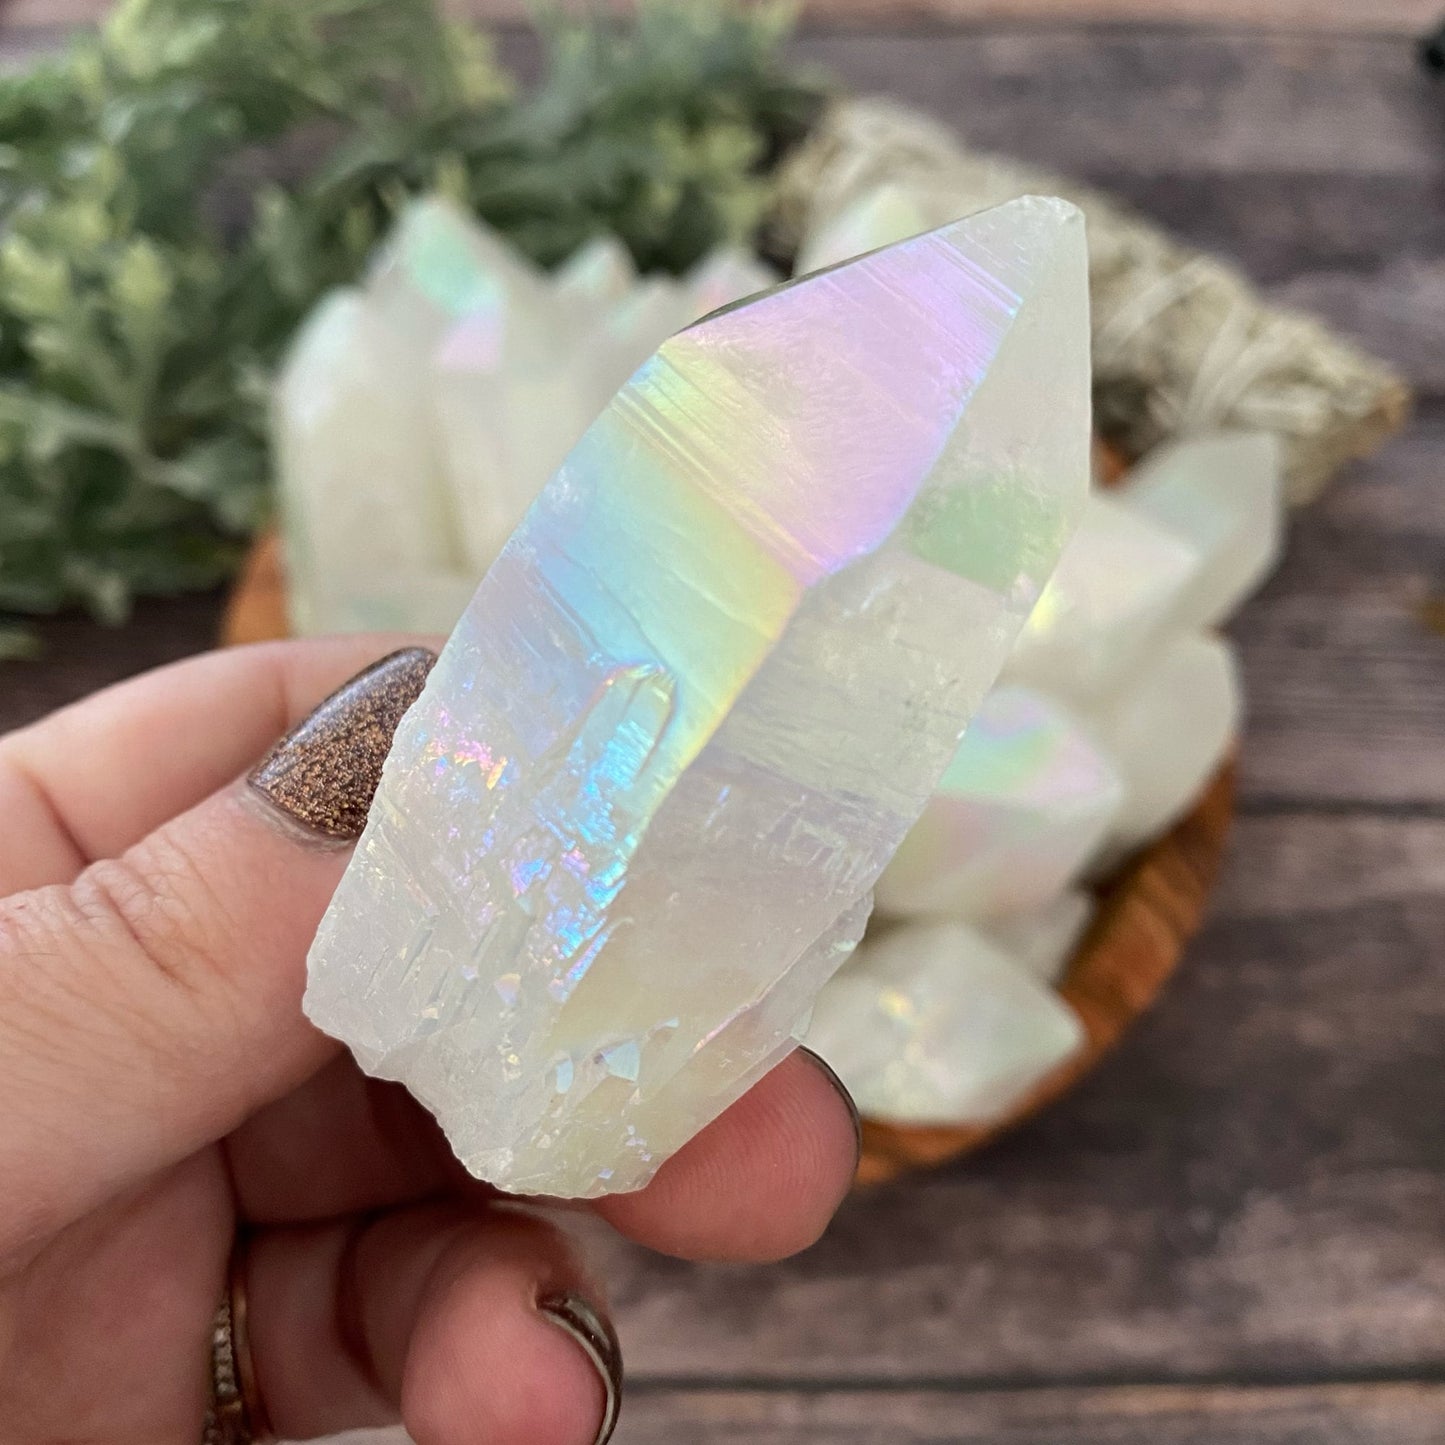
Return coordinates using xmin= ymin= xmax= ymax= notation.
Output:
xmin=1 ymin=0 xmax=1442 ymax=1442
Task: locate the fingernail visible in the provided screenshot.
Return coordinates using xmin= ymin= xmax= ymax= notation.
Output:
xmin=798 ymin=1045 xmax=863 ymax=1166
xmin=537 ymin=1292 xmax=623 ymax=1445
xmin=247 ymin=647 xmax=436 ymax=841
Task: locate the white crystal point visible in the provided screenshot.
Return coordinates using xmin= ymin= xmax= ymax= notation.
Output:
xmin=806 ymin=920 xmax=1085 ymax=1126
xmin=875 ymin=686 xmax=1121 ymax=922
xmin=685 ymin=247 xmax=777 ymax=315
xmin=1003 ymin=490 xmax=1201 ymax=707
xmin=1089 ymin=632 xmax=1240 ymax=852
xmin=1121 ymin=430 xmax=1284 ymax=629
xmin=981 ymin=888 xmax=1096 ymax=987
xmin=369 ymin=195 xmax=550 ymax=340
xmin=794 ymin=181 xmax=934 ymax=275
xmin=277 ymin=198 xmax=784 ymax=635
xmin=276 ymin=197 xmax=541 ymax=628
xmin=274 ymin=289 xmax=463 ymax=635
xmin=553 ymin=234 xmax=638 ymax=312
xmin=420 ymin=225 xmax=619 ymax=577
xmin=304 ymin=196 xmax=1092 ymax=1197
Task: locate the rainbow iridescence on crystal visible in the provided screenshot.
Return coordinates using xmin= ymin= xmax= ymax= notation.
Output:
xmin=875 ymin=686 xmax=1121 ymax=921
xmin=275 ymin=199 xmax=777 ymax=637
xmin=304 ymin=197 xmax=1091 ymax=1197
xmin=805 ymin=918 xmax=1085 ymax=1127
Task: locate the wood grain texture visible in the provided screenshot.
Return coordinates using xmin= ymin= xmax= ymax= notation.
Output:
xmin=614 ymin=1383 xmax=1445 ymax=1444
xmin=1233 ymin=415 xmax=1445 ymax=809
xmin=785 ymin=27 xmax=1445 ymax=287
xmin=597 ymin=811 xmax=1445 ymax=1384
xmin=0 ymin=590 xmax=226 ymax=734
xmin=2 ymin=0 xmax=1440 ymax=36
xmin=792 ymin=0 xmax=1441 ymax=29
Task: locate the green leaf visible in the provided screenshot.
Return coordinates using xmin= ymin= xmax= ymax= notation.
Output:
xmin=0 ymin=0 xmax=824 ymax=627
xmin=0 ymin=623 xmax=43 ymax=660
xmin=0 ymin=237 xmax=73 ymax=319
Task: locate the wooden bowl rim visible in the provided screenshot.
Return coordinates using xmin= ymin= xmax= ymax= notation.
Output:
xmin=855 ymin=758 xmax=1233 ymax=1184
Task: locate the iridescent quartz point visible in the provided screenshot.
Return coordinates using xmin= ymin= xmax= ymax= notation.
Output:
xmin=304 ymin=197 xmax=1092 ymax=1197
xmin=875 ymin=686 xmax=1121 ymax=923
xmin=1088 ymin=631 xmax=1240 ymax=852
xmin=806 ymin=919 xmax=1085 ymax=1127
xmin=1003 ymin=491 xmax=1200 ymax=707
xmin=981 ymin=889 xmax=1096 ymax=987
xmin=1121 ymin=430 xmax=1284 ymax=629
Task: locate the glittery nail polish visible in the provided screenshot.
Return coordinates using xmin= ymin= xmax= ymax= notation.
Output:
xmin=537 ymin=1292 xmax=623 ymax=1445
xmin=247 ymin=647 xmax=435 ymax=841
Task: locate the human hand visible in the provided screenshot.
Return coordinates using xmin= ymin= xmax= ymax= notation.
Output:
xmin=0 ymin=638 xmax=860 ymax=1444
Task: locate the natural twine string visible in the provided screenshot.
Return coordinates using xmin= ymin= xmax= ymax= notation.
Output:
xmin=770 ymin=98 xmax=1410 ymax=505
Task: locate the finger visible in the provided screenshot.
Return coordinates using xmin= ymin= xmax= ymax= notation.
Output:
xmin=0 ymin=633 xmax=428 ymax=893
xmin=0 ymin=645 xmax=435 ymax=1249
xmin=225 ymin=1056 xmax=469 ymax=1222
xmin=246 ymin=1201 xmax=619 ymax=1445
xmin=230 ymin=1048 xmax=859 ymax=1265
xmin=597 ymin=1048 xmax=860 ymax=1262
xmin=4 ymin=633 xmax=855 ymax=1263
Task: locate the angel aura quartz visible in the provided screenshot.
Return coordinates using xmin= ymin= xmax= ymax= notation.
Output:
xmin=304 ymin=196 xmax=1092 ymax=1197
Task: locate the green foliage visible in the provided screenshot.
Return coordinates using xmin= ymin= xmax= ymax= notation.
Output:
xmin=0 ymin=0 xmax=822 ymax=636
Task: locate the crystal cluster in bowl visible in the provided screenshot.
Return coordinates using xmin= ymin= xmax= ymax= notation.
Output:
xmin=277 ymin=195 xmax=1281 ymax=1171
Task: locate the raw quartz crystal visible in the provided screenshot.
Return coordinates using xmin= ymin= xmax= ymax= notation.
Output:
xmin=873 ymin=686 xmax=1121 ymax=922
xmin=1121 ymin=430 xmax=1283 ymax=630
xmin=982 ymin=889 xmax=1095 ymax=987
xmin=1002 ymin=490 xmax=1200 ymax=706
xmin=805 ymin=919 xmax=1085 ymax=1126
xmin=1090 ymin=632 xmax=1240 ymax=852
xmin=275 ymin=198 xmax=776 ymax=635
xmin=304 ymin=196 xmax=1092 ymax=1197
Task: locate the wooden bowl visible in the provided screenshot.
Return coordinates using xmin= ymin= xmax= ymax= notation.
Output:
xmin=223 ymin=478 xmax=1234 ymax=1185
xmin=856 ymin=759 xmax=1232 ymax=1183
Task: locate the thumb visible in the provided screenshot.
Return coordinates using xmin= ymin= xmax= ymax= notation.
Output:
xmin=0 ymin=647 xmax=434 ymax=1252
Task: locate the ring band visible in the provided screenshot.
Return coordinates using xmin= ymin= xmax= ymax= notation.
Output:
xmin=203 ymin=1235 xmax=273 ymax=1445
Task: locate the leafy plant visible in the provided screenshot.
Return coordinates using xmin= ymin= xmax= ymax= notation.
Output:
xmin=0 ymin=0 xmax=822 ymax=643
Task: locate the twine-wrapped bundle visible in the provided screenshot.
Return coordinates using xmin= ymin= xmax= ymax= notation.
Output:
xmin=771 ymin=98 xmax=1409 ymax=504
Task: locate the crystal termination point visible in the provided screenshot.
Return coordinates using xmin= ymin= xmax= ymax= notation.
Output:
xmin=304 ymin=197 xmax=1092 ymax=1197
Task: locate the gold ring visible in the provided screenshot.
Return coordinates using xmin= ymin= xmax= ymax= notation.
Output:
xmin=203 ymin=1235 xmax=273 ymax=1445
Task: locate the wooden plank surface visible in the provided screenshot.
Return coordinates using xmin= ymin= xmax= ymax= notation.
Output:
xmin=1236 ymin=417 xmax=1445 ymax=808
xmin=0 ymin=17 xmax=1442 ymax=1445
xmin=786 ymin=27 xmax=1445 ymax=283
xmin=618 ymin=1383 xmax=1445 ymax=1444
xmin=594 ymin=813 xmax=1445 ymax=1387
xmin=1 ymin=0 xmax=1440 ymax=37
